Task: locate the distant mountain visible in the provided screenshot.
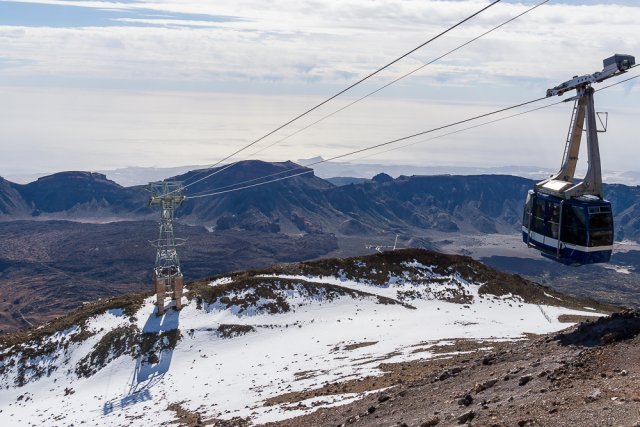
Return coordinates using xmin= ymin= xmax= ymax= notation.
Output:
xmin=295 ymin=157 xmax=560 ymax=182
xmin=326 ymin=176 xmax=370 ymax=186
xmin=323 ymin=173 xmax=532 ymax=234
xmin=298 ymin=158 xmax=640 ymax=186
xmin=175 ymin=160 xmax=336 ymax=233
xmin=601 ymin=183 xmax=640 ymax=242
xmin=4 ymin=165 xmax=211 ymax=186
xmin=2 ymin=161 xmax=640 ymax=241
xmin=0 ymin=172 xmax=149 ymax=219
xmin=96 ymin=165 xmax=210 ymax=187
xmin=8 ymin=161 xmax=640 ymax=187
xmin=3 ymin=162 xmax=640 ymax=340
xmin=18 ymin=171 xmax=149 ymax=215
xmin=170 ymin=163 xmax=535 ymax=236
xmin=0 ymin=177 xmax=28 ymax=216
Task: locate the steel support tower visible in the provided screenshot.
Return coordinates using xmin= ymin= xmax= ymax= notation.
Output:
xmin=149 ymin=181 xmax=186 ymax=315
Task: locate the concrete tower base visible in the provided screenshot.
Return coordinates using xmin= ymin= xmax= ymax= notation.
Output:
xmin=154 ymin=274 xmax=184 ymax=316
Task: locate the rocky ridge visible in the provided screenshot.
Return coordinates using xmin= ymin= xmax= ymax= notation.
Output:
xmin=0 ymin=249 xmax=620 ymax=426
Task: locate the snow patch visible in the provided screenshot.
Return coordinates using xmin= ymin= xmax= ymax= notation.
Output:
xmin=602 ymin=265 xmax=633 ymax=275
xmin=544 ymin=292 xmax=562 ymax=301
xmin=0 ymin=272 xmax=609 ymax=426
xmin=208 ymin=277 xmax=233 ymax=286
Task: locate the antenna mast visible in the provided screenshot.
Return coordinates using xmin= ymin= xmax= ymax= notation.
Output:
xmin=149 ymin=181 xmax=186 ymax=316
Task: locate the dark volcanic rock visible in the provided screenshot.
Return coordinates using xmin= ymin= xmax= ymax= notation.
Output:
xmin=555 ymin=310 xmax=640 ymax=347
xmin=0 ymin=177 xmax=29 ymax=216
xmin=457 ymin=394 xmax=473 ymax=406
xmin=338 ymin=218 xmax=372 ymax=235
xmin=457 ymin=410 xmax=475 ymax=424
xmin=177 ymin=161 xmax=335 ymax=230
xmin=17 ymin=171 xmax=148 ymax=214
xmin=519 ymin=375 xmax=533 ymax=386
xmin=371 ymin=172 xmax=393 ymax=183
xmin=420 ymin=417 xmax=440 ymax=427
xmin=325 ymin=174 xmax=532 ymax=234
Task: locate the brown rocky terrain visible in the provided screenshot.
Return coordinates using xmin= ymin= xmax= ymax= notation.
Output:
xmin=1 ymin=247 xmax=636 ymax=426
xmin=0 ymin=220 xmax=338 ymax=334
xmin=268 ymin=311 xmax=640 ymax=427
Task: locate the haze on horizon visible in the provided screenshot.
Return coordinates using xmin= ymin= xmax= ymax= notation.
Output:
xmin=0 ymin=0 xmax=639 ymax=179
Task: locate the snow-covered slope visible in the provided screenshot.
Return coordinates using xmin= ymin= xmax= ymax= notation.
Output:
xmin=0 ymin=249 xmax=614 ymax=426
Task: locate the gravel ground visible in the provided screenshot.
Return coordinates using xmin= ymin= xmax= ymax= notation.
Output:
xmin=268 ymin=311 xmax=640 ymax=427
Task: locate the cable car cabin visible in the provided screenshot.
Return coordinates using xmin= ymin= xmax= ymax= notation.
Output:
xmin=522 ymin=190 xmax=613 ymax=265
xmin=519 ymin=53 xmax=634 ymax=264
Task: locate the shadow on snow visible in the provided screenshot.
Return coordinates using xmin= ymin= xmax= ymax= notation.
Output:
xmin=103 ymin=306 xmax=180 ymax=415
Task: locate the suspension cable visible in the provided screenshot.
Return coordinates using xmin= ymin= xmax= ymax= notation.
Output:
xmin=351 ymin=99 xmax=567 ymax=163
xmin=187 ymin=95 xmax=548 ymax=198
xmin=178 ymin=0 xmax=502 ymax=192
xmin=247 ymin=0 xmax=550 ymax=159
xmin=187 ymin=72 xmax=638 ymax=199
xmin=187 ymin=97 xmax=566 ymax=197
xmin=595 ymin=68 xmax=640 ymax=92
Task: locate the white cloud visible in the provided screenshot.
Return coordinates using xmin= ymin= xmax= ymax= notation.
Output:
xmin=0 ymin=1 xmax=639 ymax=175
xmin=1 ymin=1 xmax=638 ymax=87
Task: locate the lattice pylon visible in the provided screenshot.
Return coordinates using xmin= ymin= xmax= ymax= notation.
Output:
xmin=149 ymin=181 xmax=186 ymax=316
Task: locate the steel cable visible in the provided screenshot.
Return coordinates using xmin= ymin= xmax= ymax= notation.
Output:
xmin=177 ymin=0 xmax=502 ymax=192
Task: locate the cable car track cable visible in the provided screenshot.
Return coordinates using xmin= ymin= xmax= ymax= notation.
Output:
xmin=351 ymin=99 xmax=567 ymax=163
xmin=355 ymin=67 xmax=640 ymax=162
xmin=595 ymin=69 xmax=640 ymax=92
xmin=177 ymin=0 xmax=503 ymax=192
xmin=187 ymin=72 xmax=638 ymax=200
xmin=187 ymin=94 xmax=549 ymax=199
xmin=247 ymin=0 xmax=550 ymax=159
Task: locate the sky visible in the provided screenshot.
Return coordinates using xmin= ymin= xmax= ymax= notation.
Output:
xmin=0 ymin=0 xmax=639 ymax=179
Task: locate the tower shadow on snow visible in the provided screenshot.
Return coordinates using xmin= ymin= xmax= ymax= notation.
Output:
xmin=102 ymin=307 xmax=181 ymax=416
